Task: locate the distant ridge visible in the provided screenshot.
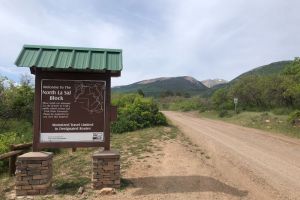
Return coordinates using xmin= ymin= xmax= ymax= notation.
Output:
xmin=113 ymin=60 xmax=292 ymax=97
xmin=202 ymin=60 xmax=293 ymax=97
xmin=231 ymin=61 xmax=292 ymax=82
xmin=113 ymin=76 xmax=208 ymax=97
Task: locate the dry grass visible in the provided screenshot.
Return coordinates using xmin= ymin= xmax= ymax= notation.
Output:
xmin=199 ymin=111 xmax=300 ymax=138
xmin=0 ymin=125 xmax=178 ymax=199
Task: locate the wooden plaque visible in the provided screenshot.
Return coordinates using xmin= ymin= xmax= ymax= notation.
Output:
xmin=33 ymin=69 xmax=112 ymax=150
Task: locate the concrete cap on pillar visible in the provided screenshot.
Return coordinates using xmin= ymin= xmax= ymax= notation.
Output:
xmin=17 ymin=152 xmax=53 ymax=160
xmin=92 ymin=149 xmax=120 ymax=158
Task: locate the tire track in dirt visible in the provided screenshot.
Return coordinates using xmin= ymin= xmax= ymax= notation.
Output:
xmin=163 ymin=111 xmax=300 ymax=200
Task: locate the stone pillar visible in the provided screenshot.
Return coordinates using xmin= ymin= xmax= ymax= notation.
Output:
xmin=15 ymin=152 xmax=53 ymax=196
xmin=92 ymin=150 xmax=120 ymax=189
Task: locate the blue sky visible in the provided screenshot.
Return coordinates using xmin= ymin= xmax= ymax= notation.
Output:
xmin=0 ymin=0 xmax=300 ymax=86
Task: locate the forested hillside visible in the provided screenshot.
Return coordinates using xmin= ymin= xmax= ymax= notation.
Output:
xmin=231 ymin=61 xmax=292 ymax=82
xmin=212 ymin=58 xmax=300 ymax=112
xmin=113 ymin=76 xmax=208 ymax=97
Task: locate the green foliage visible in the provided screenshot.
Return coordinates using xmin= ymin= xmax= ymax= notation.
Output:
xmin=158 ymin=96 xmax=211 ymax=112
xmin=0 ymin=132 xmax=17 ymax=154
xmin=0 ymin=74 xmax=34 ymax=172
xmin=201 ymin=111 xmax=300 ymax=138
xmin=137 ymin=89 xmax=145 ymax=97
xmin=55 ymin=177 xmax=90 ymax=194
xmin=284 ymin=57 xmax=300 ymax=78
xmin=0 ymin=75 xmax=34 ymax=122
xmin=232 ymin=61 xmax=292 ymax=82
xmin=211 ymin=58 xmax=300 ymax=111
xmin=211 ymin=88 xmax=233 ymax=110
xmin=288 ymin=110 xmax=300 ymax=125
xmin=160 ymin=90 xmax=174 ymax=98
xmin=218 ymin=110 xmax=232 ymax=118
xmin=111 ymin=94 xmax=167 ymax=133
xmin=271 ymin=107 xmax=293 ymax=115
xmin=0 ymin=120 xmax=32 ymax=155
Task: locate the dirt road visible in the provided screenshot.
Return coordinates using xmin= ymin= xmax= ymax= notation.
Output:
xmin=163 ymin=111 xmax=300 ymax=200
xmin=35 ymin=111 xmax=300 ymax=200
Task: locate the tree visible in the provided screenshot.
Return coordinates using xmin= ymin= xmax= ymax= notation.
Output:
xmin=183 ymin=92 xmax=191 ymax=98
xmin=212 ymin=88 xmax=232 ymax=110
xmin=175 ymin=92 xmax=182 ymax=96
xmin=1 ymin=77 xmax=34 ymax=122
xmin=160 ymin=90 xmax=174 ymax=98
xmin=229 ymin=75 xmax=265 ymax=109
xmin=137 ymin=89 xmax=145 ymax=97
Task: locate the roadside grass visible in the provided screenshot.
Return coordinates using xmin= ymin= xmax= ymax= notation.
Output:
xmin=0 ymin=125 xmax=179 ymax=199
xmin=199 ymin=111 xmax=300 ymax=138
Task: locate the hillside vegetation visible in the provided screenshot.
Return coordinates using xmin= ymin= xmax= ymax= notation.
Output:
xmin=212 ymin=58 xmax=300 ymax=111
xmin=113 ymin=61 xmax=291 ymax=98
xmin=111 ymin=94 xmax=167 ymax=133
xmin=113 ymin=76 xmax=208 ymax=97
xmin=231 ymin=61 xmax=292 ymax=82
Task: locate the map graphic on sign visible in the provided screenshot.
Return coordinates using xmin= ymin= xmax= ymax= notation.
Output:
xmin=74 ymin=82 xmax=105 ymax=114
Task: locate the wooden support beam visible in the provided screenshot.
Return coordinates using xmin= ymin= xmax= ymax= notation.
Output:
xmin=0 ymin=150 xmax=23 ymax=160
xmin=10 ymin=143 xmax=32 ymax=150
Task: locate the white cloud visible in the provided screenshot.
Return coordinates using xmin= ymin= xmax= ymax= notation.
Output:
xmin=0 ymin=0 xmax=299 ymax=86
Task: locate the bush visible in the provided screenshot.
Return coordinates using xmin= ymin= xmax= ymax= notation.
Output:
xmin=159 ymin=96 xmax=209 ymax=112
xmin=0 ymin=132 xmax=20 ymax=154
xmin=218 ymin=110 xmax=232 ymax=118
xmin=272 ymin=107 xmax=293 ymax=115
xmin=111 ymin=94 xmax=167 ymax=133
xmin=288 ymin=110 xmax=300 ymax=125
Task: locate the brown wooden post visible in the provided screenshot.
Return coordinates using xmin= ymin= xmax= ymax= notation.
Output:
xmin=33 ymin=68 xmax=41 ymax=151
xmin=104 ymin=73 xmax=111 ymax=150
xmin=8 ymin=155 xmax=17 ymax=176
xmin=8 ymin=145 xmax=16 ymax=176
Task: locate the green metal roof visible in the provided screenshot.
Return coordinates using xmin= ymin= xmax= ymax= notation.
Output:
xmin=15 ymin=45 xmax=123 ymax=72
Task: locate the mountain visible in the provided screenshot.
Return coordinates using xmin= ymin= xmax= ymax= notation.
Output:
xmin=201 ymin=60 xmax=292 ymax=97
xmin=112 ymin=76 xmax=208 ymax=97
xmin=231 ymin=61 xmax=292 ymax=82
xmin=201 ymin=79 xmax=227 ymax=88
xmin=113 ymin=61 xmax=292 ymax=97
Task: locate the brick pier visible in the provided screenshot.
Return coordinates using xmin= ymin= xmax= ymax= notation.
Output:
xmin=15 ymin=152 xmax=53 ymax=196
xmin=92 ymin=150 xmax=120 ymax=189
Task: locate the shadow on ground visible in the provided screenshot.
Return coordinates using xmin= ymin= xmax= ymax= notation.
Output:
xmin=126 ymin=176 xmax=248 ymax=197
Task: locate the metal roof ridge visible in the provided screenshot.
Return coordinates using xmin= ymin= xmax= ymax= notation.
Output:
xmin=23 ymin=44 xmax=122 ymax=52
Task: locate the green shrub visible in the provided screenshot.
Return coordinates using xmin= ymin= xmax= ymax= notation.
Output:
xmin=272 ymin=107 xmax=293 ymax=115
xmin=218 ymin=110 xmax=232 ymax=118
xmin=0 ymin=132 xmax=20 ymax=154
xmin=159 ymin=96 xmax=209 ymax=112
xmin=111 ymin=94 xmax=167 ymax=133
xmin=288 ymin=110 xmax=300 ymax=125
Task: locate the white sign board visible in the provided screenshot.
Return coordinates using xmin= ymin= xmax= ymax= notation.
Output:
xmin=234 ymin=98 xmax=238 ymax=104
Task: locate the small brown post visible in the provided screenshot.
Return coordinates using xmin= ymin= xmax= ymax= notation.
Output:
xmin=9 ymin=154 xmax=17 ymax=176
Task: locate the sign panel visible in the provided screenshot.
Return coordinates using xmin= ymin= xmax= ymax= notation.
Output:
xmin=234 ymin=97 xmax=238 ymax=104
xmin=40 ymin=79 xmax=106 ymax=143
